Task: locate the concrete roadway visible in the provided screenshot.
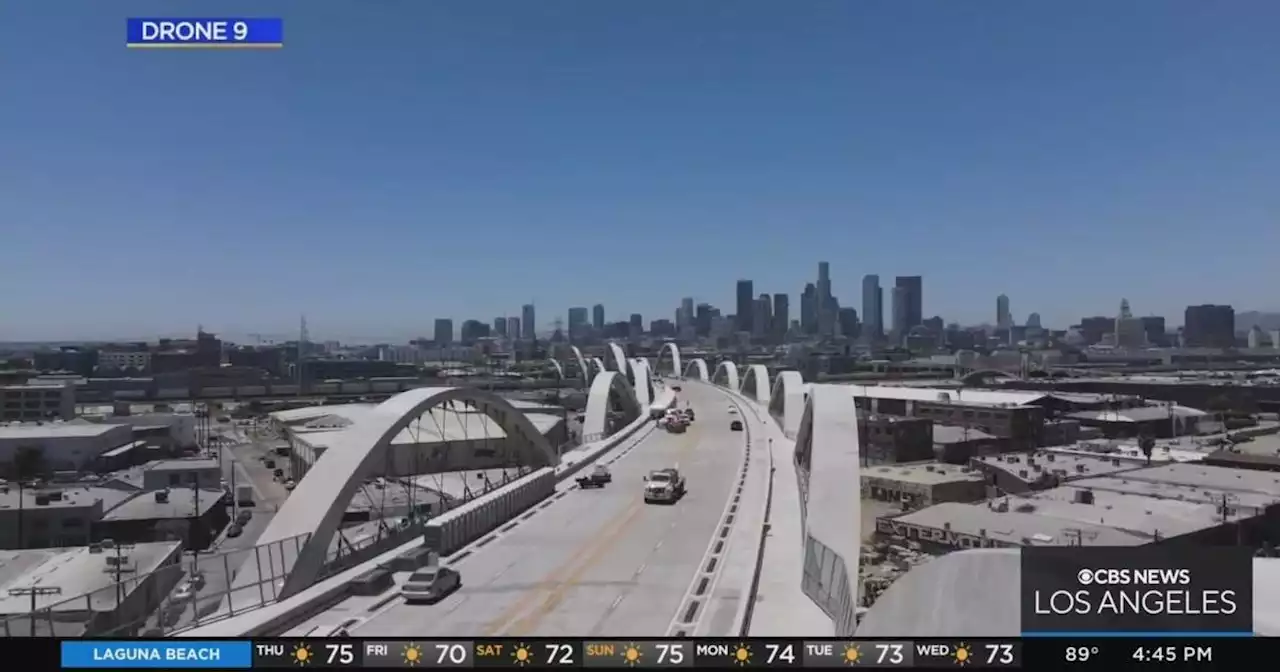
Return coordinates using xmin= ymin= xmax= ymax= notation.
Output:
xmin=352 ymin=383 xmax=746 ymax=638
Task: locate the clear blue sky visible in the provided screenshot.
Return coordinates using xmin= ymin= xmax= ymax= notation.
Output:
xmin=3 ymin=1 xmax=1278 ymax=342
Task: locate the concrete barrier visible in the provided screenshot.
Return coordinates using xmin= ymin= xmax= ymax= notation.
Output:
xmin=178 ymin=394 xmax=673 ymax=638
xmin=423 ymin=467 xmax=556 ymax=556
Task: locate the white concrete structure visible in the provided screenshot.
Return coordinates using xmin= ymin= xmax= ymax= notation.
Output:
xmin=713 ymin=360 xmax=740 ymax=391
xmin=246 ymin=387 xmax=560 ymax=599
xmin=740 ymin=364 xmax=771 ymax=404
xmin=657 ymin=342 xmax=682 ymax=377
xmin=768 ymin=370 xmax=807 ymax=439
xmin=581 ymin=371 xmax=641 ymax=440
xmin=568 ymin=345 xmax=590 ymax=384
xmin=607 ymin=342 xmax=628 ymax=376
xmin=684 ymin=358 xmax=710 ymax=381
xmin=1 ymin=381 xmax=75 ymax=422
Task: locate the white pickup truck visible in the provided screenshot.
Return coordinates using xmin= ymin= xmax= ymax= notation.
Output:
xmin=643 ymin=468 xmax=686 ymax=504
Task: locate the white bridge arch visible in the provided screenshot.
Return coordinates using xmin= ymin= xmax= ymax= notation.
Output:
xmin=607 ymin=342 xmax=628 ymax=375
xmin=713 ymin=360 xmax=740 ymax=391
xmin=246 ymin=387 xmax=558 ymax=599
xmin=568 ymin=345 xmax=591 ymax=385
xmin=768 ymin=370 xmax=807 ymax=438
xmin=590 ymin=357 xmax=608 ymax=376
xmin=740 ymin=364 xmax=771 ymax=404
xmin=792 ymin=384 xmax=863 ymax=635
xmin=684 ymin=358 xmax=710 ymax=381
xmin=547 ymin=359 xmax=565 ymax=381
xmin=582 ymin=370 xmax=642 ymax=439
xmin=628 ymin=358 xmax=655 ymax=409
xmin=656 ymin=342 xmax=682 ymax=377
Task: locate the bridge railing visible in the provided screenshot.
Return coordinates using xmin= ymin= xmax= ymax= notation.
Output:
xmin=0 ymin=532 xmax=313 ymax=638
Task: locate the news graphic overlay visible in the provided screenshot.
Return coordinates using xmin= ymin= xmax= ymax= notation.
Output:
xmin=126 ymin=18 xmax=284 ymax=49
xmin=1020 ymin=547 xmax=1253 ymax=636
xmin=61 ymin=641 xmax=252 ymax=669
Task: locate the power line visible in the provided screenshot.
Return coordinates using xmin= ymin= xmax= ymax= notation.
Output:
xmin=8 ymin=585 xmax=61 ymax=636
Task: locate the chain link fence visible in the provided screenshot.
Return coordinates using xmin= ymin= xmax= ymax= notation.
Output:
xmin=0 ymin=533 xmax=311 ymax=638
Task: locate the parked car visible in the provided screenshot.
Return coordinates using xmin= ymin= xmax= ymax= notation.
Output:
xmin=730 ymin=420 xmax=743 ymax=432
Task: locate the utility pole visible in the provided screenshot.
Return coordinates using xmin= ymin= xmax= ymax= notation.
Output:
xmin=102 ymin=539 xmax=134 ymax=610
xmin=8 ymin=585 xmax=61 ymax=636
xmin=191 ymin=485 xmax=201 ymax=575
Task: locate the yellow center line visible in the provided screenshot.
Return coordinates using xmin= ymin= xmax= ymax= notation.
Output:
xmin=501 ymin=418 xmax=706 ymax=635
xmin=477 ymin=422 xmax=696 ymax=636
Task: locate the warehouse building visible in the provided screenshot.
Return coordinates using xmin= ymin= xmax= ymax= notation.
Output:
xmin=861 ymin=462 xmax=987 ymax=509
xmin=0 ymin=540 xmax=183 ymax=636
xmin=0 ymin=422 xmax=135 ymax=477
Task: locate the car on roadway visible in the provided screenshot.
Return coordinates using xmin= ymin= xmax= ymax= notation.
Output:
xmin=643 ymin=468 xmax=686 ymax=504
xmin=226 ymin=524 xmax=244 ymax=538
xmin=730 ymin=420 xmax=743 ymax=432
xmin=173 ymin=574 xmax=205 ymax=602
xmin=401 ymin=567 xmax=462 ymax=604
xmin=728 ymin=407 xmax=738 ymax=415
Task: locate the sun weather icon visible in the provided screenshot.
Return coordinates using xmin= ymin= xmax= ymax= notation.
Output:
xmin=512 ymin=643 xmax=534 ymax=667
xmin=843 ymin=644 xmax=861 ymax=665
xmin=953 ymin=643 xmax=972 ymax=666
xmin=733 ymin=643 xmax=752 ymax=666
xmin=292 ymin=643 xmax=312 ymax=666
xmin=622 ymin=644 xmax=643 ymax=667
xmin=403 ymin=643 xmax=423 ymax=666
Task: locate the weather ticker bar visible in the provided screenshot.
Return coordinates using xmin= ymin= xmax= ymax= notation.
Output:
xmin=54 ymin=637 xmax=1263 ymax=670
xmin=252 ymin=639 xmax=1005 ymax=668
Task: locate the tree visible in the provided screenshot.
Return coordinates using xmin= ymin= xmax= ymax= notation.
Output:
xmin=1138 ymin=433 xmax=1155 ymax=465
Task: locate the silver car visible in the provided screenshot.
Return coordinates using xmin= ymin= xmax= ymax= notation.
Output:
xmin=401 ymin=567 xmax=461 ymax=604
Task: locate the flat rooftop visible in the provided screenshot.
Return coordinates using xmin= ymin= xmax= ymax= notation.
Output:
xmin=1026 ymin=486 xmax=1250 ymax=539
xmin=1073 ymin=462 xmax=1280 ymax=509
xmin=973 ymin=450 xmax=1153 ymax=484
xmin=0 ymin=541 xmax=182 ymax=614
xmin=863 ymin=462 xmax=986 ymax=487
xmin=292 ymin=411 xmax=564 ymax=448
xmin=145 ymin=458 xmax=219 ymax=472
xmin=847 ymin=385 xmax=1048 ymax=407
xmin=271 ymin=398 xmax=567 ymax=427
xmin=0 ymin=423 xmax=124 ymax=439
xmin=101 ymin=487 xmax=224 ymax=521
xmin=0 ymin=484 xmax=133 ymax=513
xmin=884 ymin=501 xmax=1150 ymax=547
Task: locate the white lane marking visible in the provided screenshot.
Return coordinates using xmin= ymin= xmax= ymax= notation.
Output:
xmin=653 ymin=540 xmax=664 ymax=551
xmin=633 ymin=563 xmax=648 ymax=578
xmin=611 ymin=594 xmax=625 ymax=610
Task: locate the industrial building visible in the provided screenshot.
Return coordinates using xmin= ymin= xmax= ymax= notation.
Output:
xmin=875 ymin=462 xmax=1280 ymax=553
xmin=0 ymin=458 xmax=230 ymax=550
xmin=0 ymin=422 xmax=134 ymax=476
xmin=860 ymin=462 xmax=987 ymax=509
xmin=0 ymin=541 xmax=184 ymax=636
xmin=96 ymin=487 xmax=227 ymax=549
xmin=271 ymin=400 xmax=570 ymax=480
xmin=0 ymin=381 xmax=75 ymax=422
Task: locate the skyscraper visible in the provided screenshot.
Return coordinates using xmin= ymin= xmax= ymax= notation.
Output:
xmin=1184 ymin=305 xmax=1235 ymax=348
xmin=735 ymin=280 xmax=754 ymax=333
xmin=521 ymin=304 xmax=536 ymax=340
xmin=507 ymin=316 xmax=521 ymax=340
xmin=801 ymin=283 xmax=818 ymax=335
xmin=567 ymin=307 xmax=589 ymax=343
xmin=695 ymin=303 xmax=713 ymax=337
xmin=772 ymin=293 xmax=790 ymax=341
xmin=493 ymin=317 xmax=508 ymax=337
xmin=894 ymin=276 xmax=923 ymax=331
xmin=753 ymin=294 xmax=772 ymax=338
xmin=996 ymin=294 xmax=1011 ymax=329
xmin=891 ymin=285 xmax=909 ymax=341
xmin=817 ymin=261 xmax=833 ymax=337
xmin=861 ymin=275 xmax=883 ymax=341
xmin=679 ymin=297 xmax=695 ymax=331
xmin=433 ymin=318 xmax=454 ymax=345
xmin=592 ymin=304 xmax=606 ymax=331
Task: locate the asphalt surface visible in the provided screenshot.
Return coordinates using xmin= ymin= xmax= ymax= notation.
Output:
xmin=351 ymin=384 xmax=746 ymax=638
